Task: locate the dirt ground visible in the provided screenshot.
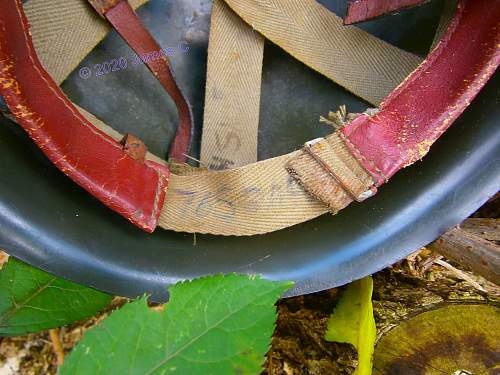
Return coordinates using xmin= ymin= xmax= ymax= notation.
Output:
xmin=0 ymin=197 xmax=498 ymax=375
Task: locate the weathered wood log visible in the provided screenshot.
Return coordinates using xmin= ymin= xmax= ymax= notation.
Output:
xmin=461 ymin=218 xmax=500 ymax=241
xmin=428 ymin=225 xmax=500 ymax=285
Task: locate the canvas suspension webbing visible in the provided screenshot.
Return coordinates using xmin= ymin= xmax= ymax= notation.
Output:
xmin=1 ymin=0 xmax=499 ymax=236
xmin=200 ymin=0 xmax=265 ymax=169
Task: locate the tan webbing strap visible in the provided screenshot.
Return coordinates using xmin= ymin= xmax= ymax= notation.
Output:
xmin=200 ymin=0 xmax=264 ymax=169
xmin=159 ymin=150 xmax=330 ymax=235
xmin=222 ymin=0 xmax=422 ymax=106
xmin=157 ymin=134 xmax=375 ymax=236
xmin=24 ymin=0 xmax=147 ymax=86
xmin=71 ymin=104 xmax=328 ymax=236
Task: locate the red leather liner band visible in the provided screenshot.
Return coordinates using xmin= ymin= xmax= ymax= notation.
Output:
xmin=341 ymin=0 xmax=499 ymax=186
xmin=89 ymin=0 xmax=194 ymax=163
xmin=0 ymin=0 xmax=169 ymax=233
xmin=344 ymin=0 xmax=428 ymax=25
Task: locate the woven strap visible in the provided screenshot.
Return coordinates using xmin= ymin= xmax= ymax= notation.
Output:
xmin=200 ymin=0 xmax=264 ymax=168
xmin=23 ymin=0 xmax=147 ymax=85
xmin=223 ymin=0 xmax=422 ymax=106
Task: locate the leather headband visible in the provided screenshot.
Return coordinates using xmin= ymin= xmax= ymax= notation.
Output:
xmin=341 ymin=0 xmax=500 ymax=186
xmin=0 ymin=0 xmax=169 ymax=232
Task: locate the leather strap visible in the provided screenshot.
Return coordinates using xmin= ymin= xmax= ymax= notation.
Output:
xmin=88 ymin=0 xmax=194 ymax=163
xmin=340 ymin=0 xmax=500 ymax=186
xmin=344 ymin=0 xmax=428 ymax=25
xmin=0 ymin=0 xmax=169 ymax=232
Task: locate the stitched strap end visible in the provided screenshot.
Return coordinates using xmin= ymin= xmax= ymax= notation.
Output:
xmin=286 ymin=133 xmax=377 ymax=213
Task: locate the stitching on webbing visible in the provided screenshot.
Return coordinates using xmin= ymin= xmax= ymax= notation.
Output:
xmin=285 ymin=164 xmax=341 ymax=214
xmin=304 ymin=139 xmax=364 ymax=202
xmin=336 ymin=131 xmax=387 ymax=183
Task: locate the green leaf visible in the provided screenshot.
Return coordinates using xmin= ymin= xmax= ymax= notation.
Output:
xmin=0 ymin=257 xmax=112 ymax=336
xmin=61 ymin=274 xmax=293 ymax=375
xmin=325 ymin=277 xmax=376 ymax=375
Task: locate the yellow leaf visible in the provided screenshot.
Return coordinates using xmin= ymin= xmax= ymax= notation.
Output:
xmin=325 ymin=277 xmax=376 ymax=375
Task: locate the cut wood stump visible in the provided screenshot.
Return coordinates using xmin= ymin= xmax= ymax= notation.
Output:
xmin=373 ymin=303 xmax=500 ymax=374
